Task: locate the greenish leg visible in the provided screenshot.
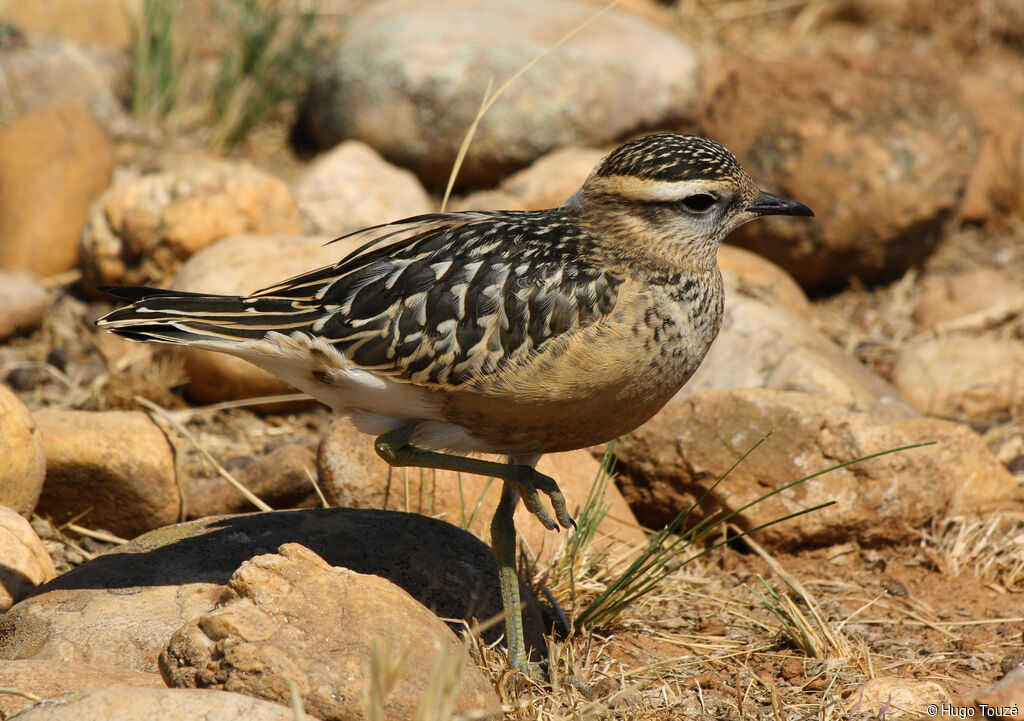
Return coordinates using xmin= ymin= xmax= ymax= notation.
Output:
xmin=374 ymin=424 xmax=575 ymax=531
xmin=374 ymin=423 xmax=576 ymax=672
xmin=491 ymin=482 xmax=529 ymax=671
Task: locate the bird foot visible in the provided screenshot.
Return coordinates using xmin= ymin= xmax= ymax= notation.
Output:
xmin=506 ymin=465 xmax=575 ymax=532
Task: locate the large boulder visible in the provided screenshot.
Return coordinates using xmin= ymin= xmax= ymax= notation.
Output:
xmin=7 ymin=686 xmax=322 ymax=721
xmin=699 ymin=51 xmax=980 ymax=292
xmin=161 ymin=543 xmax=500 ymax=721
xmin=168 ymin=233 xmax=348 ymax=407
xmin=303 ymin=0 xmax=700 ymax=188
xmin=0 ymin=661 xmax=163 ymax=719
xmin=318 ymin=418 xmax=647 ymax=562
xmin=0 ymin=510 xmax=545 ymax=672
xmin=0 ymin=507 xmax=56 ymax=611
xmin=292 ymin=140 xmax=433 ymax=235
xmin=615 ymin=389 xmax=1023 ymax=548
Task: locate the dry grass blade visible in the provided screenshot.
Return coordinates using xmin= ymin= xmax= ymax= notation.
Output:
xmin=362 ymin=637 xmax=410 ymax=721
xmin=440 ymin=0 xmax=623 ymax=210
xmin=0 ymin=688 xmax=41 ymax=702
xmin=414 ymin=639 xmax=469 ymax=721
xmin=63 ymin=523 xmax=128 ymax=545
xmin=288 ymin=679 xmax=308 ymax=721
xmin=303 ymin=466 xmax=330 ymax=509
xmin=167 ymin=393 xmax=311 ymax=420
xmin=134 ymin=395 xmax=272 ymax=512
xmin=917 ymin=513 xmax=1024 ymax=590
xmin=744 ymin=531 xmax=854 ymax=660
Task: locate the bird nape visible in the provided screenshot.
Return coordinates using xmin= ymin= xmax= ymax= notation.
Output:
xmin=98 ymin=133 xmax=813 ymax=677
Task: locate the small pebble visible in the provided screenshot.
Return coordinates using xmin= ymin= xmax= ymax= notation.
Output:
xmin=46 ymin=347 xmax=71 ymax=373
xmin=223 ymin=455 xmax=257 ymax=471
xmin=1000 ymin=649 xmax=1024 ymax=676
xmin=30 ymin=517 xmax=54 ymax=540
xmin=885 ymin=580 xmax=909 ymax=597
xmin=5 ymin=366 xmax=40 ymax=391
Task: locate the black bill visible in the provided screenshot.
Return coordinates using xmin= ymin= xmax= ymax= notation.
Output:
xmin=746 ymin=190 xmax=814 ymax=217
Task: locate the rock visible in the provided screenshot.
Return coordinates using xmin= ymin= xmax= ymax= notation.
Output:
xmin=169 ymin=233 xmax=349 ymax=407
xmin=32 ymin=409 xmax=179 ymax=538
xmin=185 ymin=443 xmax=319 ymax=519
xmin=317 ymin=417 xmax=647 ymax=562
xmin=8 ymin=686 xmax=321 ymax=721
xmin=161 ymin=543 xmax=499 ymax=721
xmin=0 ymin=270 xmax=51 ymax=340
xmin=0 ymin=509 xmax=543 ymax=672
xmin=0 ymin=386 xmax=46 ymax=517
xmin=846 ymin=677 xmax=950 ymax=714
xmin=292 ymin=140 xmax=433 ymax=235
xmin=699 ymin=51 xmax=980 ymax=292
xmin=967 ymin=667 xmax=1024 ymax=718
xmin=679 ymin=253 xmax=917 ymax=420
xmin=0 ymin=0 xmax=136 ymax=50
xmin=0 ymin=507 xmax=56 ymax=611
xmin=959 ymin=82 xmax=1024 ymax=222
xmin=718 ymin=244 xmax=810 ymax=317
xmin=0 ymin=36 xmax=125 ymax=123
xmin=452 ymin=146 xmax=606 ymax=212
xmin=614 ymin=389 xmax=1023 ymax=548
xmin=913 ymin=268 xmax=1024 ymax=328
xmin=0 ymin=661 xmax=164 ymax=719
xmin=303 ymin=0 xmax=700 ymax=188
xmin=891 ymin=337 xmax=1024 ymax=427
xmin=0 ymin=105 xmax=113 ymax=277
xmin=80 ymin=159 xmax=304 ymax=291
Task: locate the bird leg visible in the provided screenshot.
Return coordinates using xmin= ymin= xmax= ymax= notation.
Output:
xmin=490 ymin=482 xmax=530 ymax=671
xmin=373 ymin=424 xmax=576 ymax=672
xmin=373 ymin=424 xmax=575 ymax=531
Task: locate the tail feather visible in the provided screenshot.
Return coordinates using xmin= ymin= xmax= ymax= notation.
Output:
xmin=97 ymin=286 xmax=323 ymax=347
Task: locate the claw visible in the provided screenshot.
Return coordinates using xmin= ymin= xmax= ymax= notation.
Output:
xmin=509 ymin=466 xmax=575 ymax=531
xmin=520 ymin=494 xmax=558 ymax=531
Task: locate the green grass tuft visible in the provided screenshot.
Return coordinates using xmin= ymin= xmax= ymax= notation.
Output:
xmin=573 ymin=438 xmax=937 ymax=631
xmin=129 ymin=0 xmax=188 ymax=124
xmin=209 ymin=0 xmax=329 ymax=150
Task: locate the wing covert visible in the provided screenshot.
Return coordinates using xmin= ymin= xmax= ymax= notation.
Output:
xmin=252 ymin=210 xmax=624 ymax=390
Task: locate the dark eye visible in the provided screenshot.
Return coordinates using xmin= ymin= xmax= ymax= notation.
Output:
xmin=680 ymin=193 xmax=717 ymax=212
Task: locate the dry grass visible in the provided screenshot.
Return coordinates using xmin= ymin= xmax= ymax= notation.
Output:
xmin=917 ymin=514 xmax=1024 ymax=591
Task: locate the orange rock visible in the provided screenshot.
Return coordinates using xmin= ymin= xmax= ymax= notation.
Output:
xmin=0 ymin=385 xmax=46 ymax=517
xmin=0 ymin=507 xmax=56 ymax=610
xmin=0 ymin=661 xmax=164 ymax=719
xmin=33 ymin=409 xmax=179 ymax=537
xmin=81 ymin=160 xmax=303 ymax=291
xmin=701 ymin=51 xmax=979 ymax=292
xmin=162 ymin=543 xmax=500 ymax=720
xmin=616 ymin=388 xmax=1023 ymax=548
xmin=0 ymin=106 xmax=113 ymax=276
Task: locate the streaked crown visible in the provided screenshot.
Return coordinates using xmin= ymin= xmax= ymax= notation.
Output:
xmin=593 ymin=134 xmax=745 ymax=183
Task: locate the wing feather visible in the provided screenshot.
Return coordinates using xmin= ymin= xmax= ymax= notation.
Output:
xmin=99 ymin=209 xmax=625 ymax=394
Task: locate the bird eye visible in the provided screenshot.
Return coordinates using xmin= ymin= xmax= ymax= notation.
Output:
xmin=680 ymin=193 xmax=717 ymax=213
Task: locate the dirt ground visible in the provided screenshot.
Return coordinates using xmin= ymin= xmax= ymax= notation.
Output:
xmin=6 ymin=0 xmax=1024 ymax=718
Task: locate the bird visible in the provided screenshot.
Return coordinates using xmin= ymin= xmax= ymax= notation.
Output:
xmin=98 ymin=133 xmax=813 ymax=674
